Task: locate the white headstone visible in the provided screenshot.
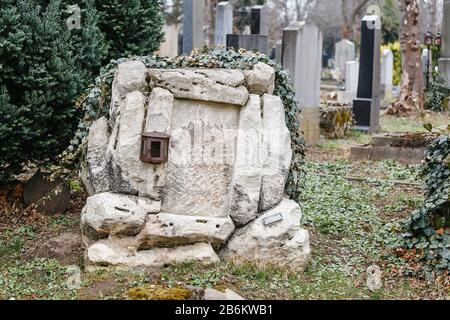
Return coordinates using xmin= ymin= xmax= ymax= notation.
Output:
xmin=214 ymin=2 xmax=233 ymax=46
xmin=158 ymin=24 xmax=179 ymax=58
xmin=282 ymin=21 xmax=322 ymax=145
xmin=381 ymin=49 xmax=393 ymax=101
xmin=335 ymin=39 xmax=356 ymax=80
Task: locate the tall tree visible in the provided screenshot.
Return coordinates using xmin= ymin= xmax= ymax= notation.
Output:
xmin=341 ymin=0 xmax=372 ymax=39
xmin=388 ymin=0 xmax=424 ymax=114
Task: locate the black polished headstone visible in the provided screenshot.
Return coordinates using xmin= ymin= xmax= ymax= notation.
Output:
xmin=353 ymin=15 xmax=381 ymax=132
xmin=250 ymin=5 xmax=269 ymax=35
xmin=226 ymin=34 xmax=268 ymax=54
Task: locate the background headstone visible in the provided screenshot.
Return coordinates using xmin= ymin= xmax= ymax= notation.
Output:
xmin=422 ymin=48 xmax=433 ymax=87
xmin=337 ymin=60 xmax=359 ymax=103
xmin=215 ymin=2 xmax=233 ymax=46
xmin=353 ymin=15 xmax=381 ymax=133
xmin=274 ymin=40 xmax=283 ymax=63
xmin=182 ymin=0 xmax=205 ymax=54
xmin=250 ymin=5 xmax=269 ymax=35
xmin=282 ymin=21 xmax=323 ymax=145
xmin=335 ymin=39 xmax=356 ymax=80
xmin=226 ymin=34 xmax=268 ymax=53
xmin=439 ymin=0 xmax=450 ymax=84
xmin=158 ymin=24 xmax=179 ymax=58
xmin=381 ymin=48 xmax=393 ymax=101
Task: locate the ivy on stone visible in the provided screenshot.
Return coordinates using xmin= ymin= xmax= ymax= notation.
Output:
xmin=403 ymin=125 xmax=450 ymax=271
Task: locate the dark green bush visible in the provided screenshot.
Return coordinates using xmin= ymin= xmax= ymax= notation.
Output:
xmin=0 ymin=0 xmax=86 ymax=183
xmin=0 ymin=0 xmax=165 ymax=184
xmin=95 ymin=0 xmax=165 ymax=63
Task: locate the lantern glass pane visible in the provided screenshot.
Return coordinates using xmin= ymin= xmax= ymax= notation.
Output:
xmin=151 ymin=141 xmax=161 ymax=158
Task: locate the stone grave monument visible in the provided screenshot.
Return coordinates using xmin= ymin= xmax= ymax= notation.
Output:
xmin=80 ymin=60 xmax=311 ymax=271
xmin=282 ymin=21 xmax=323 ymax=145
xmin=215 ymin=1 xmax=233 ymax=46
xmin=226 ymin=4 xmax=268 ymax=54
xmin=353 ymin=15 xmax=381 ymax=133
xmin=335 ymin=39 xmax=356 ymax=81
xmin=182 ymin=0 xmax=204 ymax=54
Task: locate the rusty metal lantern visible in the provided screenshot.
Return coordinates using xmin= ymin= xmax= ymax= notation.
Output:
xmin=140 ymin=132 xmax=170 ymax=164
xmin=435 ymin=32 xmax=442 ymax=48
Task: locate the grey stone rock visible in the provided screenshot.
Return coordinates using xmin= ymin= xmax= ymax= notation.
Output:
xmin=224 ymin=199 xmax=310 ymax=269
xmin=66 ymin=265 xmax=82 ymax=290
xmin=258 ymin=94 xmax=292 ymax=212
xmin=229 ymin=94 xmax=263 ymax=226
xmin=85 ymin=240 xmax=219 ymax=270
xmin=204 ymin=288 xmax=245 ymax=300
xmin=136 ymin=213 xmax=235 ymax=249
xmin=149 ymin=69 xmax=249 ymax=106
xmin=109 ymin=61 xmax=148 ymax=127
xmin=81 ymin=192 xmax=161 ymax=239
xmin=86 ymin=117 xmax=110 ymax=194
xmin=244 ymin=62 xmax=275 ymax=95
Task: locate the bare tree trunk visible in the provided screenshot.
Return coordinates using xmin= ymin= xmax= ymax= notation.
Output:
xmin=205 ymin=0 xmax=218 ymax=45
xmin=388 ymin=0 xmax=424 ymax=115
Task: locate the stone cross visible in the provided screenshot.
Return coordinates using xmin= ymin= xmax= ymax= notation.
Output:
xmin=158 ymin=24 xmax=179 ymax=58
xmin=214 ymin=2 xmax=233 ymax=46
xmin=250 ymin=5 xmax=269 ymax=35
xmin=353 ymin=15 xmax=381 ymax=133
xmin=335 ymin=39 xmax=356 ymax=80
xmin=182 ymin=0 xmax=205 ymax=54
xmin=439 ymin=0 xmax=450 ymax=83
xmin=381 ymin=48 xmax=393 ymax=101
xmin=282 ymin=21 xmax=323 ymax=145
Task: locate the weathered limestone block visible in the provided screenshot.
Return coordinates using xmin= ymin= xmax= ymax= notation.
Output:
xmin=244 ymin=62 xmax=275 ymax=95
xmin=259 ymin=94 xmax=292 ymax=212
xmin=162 ymin=99 xmax=239 ymax=218
xmin=109 ymin=61 xmax=148 ymax=127
xmin=144 ymin=87 xmax=174 ymax=134
xmin=86 ymin=117 xmax=110 ymax=194
xmin=148 ymin=69 xmax=249 ymax=106
xmin=137 ymin=88 xmax=175 ymax=198
xmin=85 ymin=240 xmax=219 ymax=270
xmin=229 ymin=94 xmax=263 ymax=226
xmin=136 ymin=213 xmax=235 ymax=249
xmin=114 ymin=91 xmax=147 ymax=191
xmin=224 ymin=199 xmax=310 ymax=269
xmin=81 ymin=192 xmax=161 ymax=240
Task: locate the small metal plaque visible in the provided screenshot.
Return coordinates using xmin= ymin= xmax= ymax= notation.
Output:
xmin=263 ymin=213 xmax=283 ymax=227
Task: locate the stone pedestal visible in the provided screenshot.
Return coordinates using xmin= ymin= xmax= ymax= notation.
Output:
xmin=214 ymin=2 xmax=233 ymax=46
xmin=353 ymin=15 xmax=381 ymax=133
xmin=226 ymin=34 xmax=268 ymax=54
xmin=182 ymin=0 xmax=204 ymax=54
xmin=300 ymin=107 xmax=321 ymax=145
xmin=282 ymin=21 xmax=322 ymax=145
xmin=439 ymin=0 xmax=450 ymax=83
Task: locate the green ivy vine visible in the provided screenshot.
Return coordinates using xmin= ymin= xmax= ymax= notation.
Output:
xmin=403 ymin=125 xmax=450 ymax=271
xmin=425 ymin=76 xmax=450 ymax=112
xmin=58 ymin=47 xmax=306 ymax=200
